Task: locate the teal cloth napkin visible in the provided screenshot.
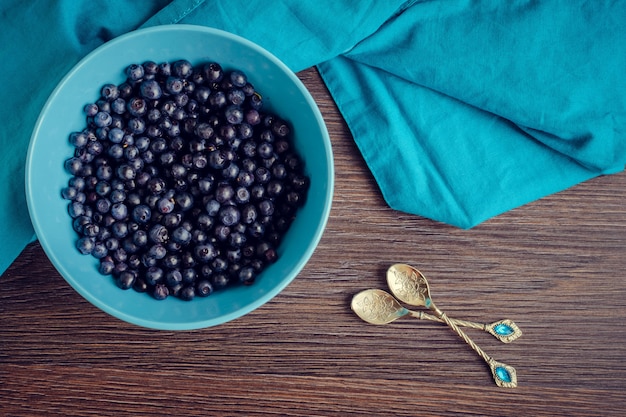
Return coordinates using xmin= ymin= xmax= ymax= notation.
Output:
xmin=1 ymin=0 xmax=624 ymax=275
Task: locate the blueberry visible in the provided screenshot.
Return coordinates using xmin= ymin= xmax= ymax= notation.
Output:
xmin=209 ymin=91 xmax=227 ymax=108
xmin=162 ymin=212 xmax=183 ymax=229
xmin=142 ymin=61 xmax=159 ymax=75
xmin=196 ymin=279 xmax=213 ymax=297
xmin=96 ymin=198 xmax=111 ymax=213
xmin=172 ymin=59 xmax=193 ymax=79
xmin=105 ymin=237 xmax=119 ymax=251
xmin=69 ymin=131 xmax=89 ymax=148
xmin=290 ymin=173 xmax=310 ymax=191
xmin=219 ymin=205 xmax=240 ymax=227
xmin=106 ymin=144 xmax=123 ymax=160
xmin=133 ymin=277 xmax=149 ymax=293
xmin=203 ymin=62 xmax=223 ymax=83
xmin=257 ymin=241 xmax=278 ymax=263
xmin=170 ymin=164 xmax=187 ymax=179
xmin=152 ymin=283 xmax=169 ymax=300
xmin=204 ymin=199 xmax=220 ymax=217
xmin=215 ymin=184 xmax=235 ymax=203
xmin=108 ymin=127 xmax=124 ymax=144
xmin=131 ymin=204 xmax=151 ymax=224
xmin=174 ymin=93 xmax=189 ymax=108
xmin=254 ymin=167 xmax=271 ymax=184
xmin=147 ymin=178 xmax=166 ymax=195
xmin=61 ymin=186 xmax=78 ymax=200
xmin=118 ymin=82 xmax=133 ymax=98
xmin=140 ymin=79 xmax=162 ymax=100
xmin=110 ymin=98 xmax=126 ymax=114
xmin=179 ymin=285 xmax=195 ymax=301
xmin=64 ymin=157 xmax=83 ymax=175
xmin=286 ymin=191 xmax=304 ymax=206
xmin=227 ymin=88 xmax=246 ymax=105
xmin=128 ymin=118 xmax=146 ymax=135
xmin=238 ymin=266 xmax=256 ymax=285
xmin=165 ymin=76 xmax=184 ymax=94
xmin=241 ymin=204 xmax=258 ymax=225
xmin=116 ymin=270 xmax=136 ymax=290
xmin=101 ymin=83 xmax=119 ymax=101
xmin=172 ymin=226 xmax=192 ymax=245
xmin=99 ymin=258 xmax=115 ymax=275
xmin=213 ymin=224 xmax=230 ymax=242
xmin=122 ymin=237 xmax=139 ymax=254
xmin=145 ymin=266 xmax=164 ymax=285
xmin=111 ymin=221 xmax=129 ymax=238
xmin=92 ymin=241 xmax=108 ymax=259
xmin=247 ymin=221 xmax=265 ymax=239
xmin=145 ymin=125 xmax=163 ymax=138
xmin=194 ymin=122 xmax=214 ymax=140
xmin=116 ymin=164 xmax=136 ymax=181
xmin=93 ymin=111 xmax=112 ymax=128
xmin=157 ymin=197 xmax=175 ymax=214
xmin=250 ymin=184 xmax=266 ymax=201
xmin=249 ymin=92 xmax=263 ymax=110
xmin=242 ymin=140 xmax=257 ymax=158
xmin=110 ymin=202 xmax=128 ymax=220
xmin=150 ymin=137 xmax=168 ymax=153
xmin=76 ymin=237 xmax=95 ymax=255
xmin=266 ymin=180 xmax=284 ymax=198
xmin=238 ymin=123 xmax=254 ymax=139
xmin=229 ymin=70 xmax=247 ymax=88
xmin=224 ymin=105 xmax=244 ymax=124
xmin=148 ymin=243 xmax=167 ymax=260
xmin=135 ymin=136 xmax=151 ymax=152
xmin=175 ymin=192 xmax=194 ymax=211
xmin=96 ymin=99 xmax=111 ymax=114
xmin=149 ymin=224 xmax=169 ymax=244
xmin=190 ymin=154 xmax=207 ymax=171
xmin=208 ymin=149 xmax=228 ymax=170
xmin=210 ymin=273 xmax=230 ymax=289
xmin=229 ymin=231 xmax=247 ymax=248
xmin=257 ymin=142 xmax=274 ymax=159
xmin=194 ymin=243 xmax=217 ymax=262
xmin=234 ymin=187 xmax=250 ymax=204
xmin=195 ymin=86 xmax=210 ymax=103
xmin=181 ymin=267 xmax=197 ymax=284
xmin=221 ymin=162 xmax=240 ymax=181
xmin=126 ymin=63 xmax=145 ymax=82
xmin=127 ymin=97 xmax=147 ymax=118
xmin=132 ymin=230 xmax=148 ymax=247
xmin=84 ymin=103 xmax=99 ymax=117
xmin=69 ymin=177 xmax=86 ymax=191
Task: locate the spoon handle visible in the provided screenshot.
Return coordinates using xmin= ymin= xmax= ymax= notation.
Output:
xmin=430 ymin=303 xmax=518 ymax=388
xmin=409 ymin=312 xmax=521 ymax=343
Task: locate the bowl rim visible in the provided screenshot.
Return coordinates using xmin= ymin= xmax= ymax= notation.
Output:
xmin=25 ymin=24 xmax=334 ymax=330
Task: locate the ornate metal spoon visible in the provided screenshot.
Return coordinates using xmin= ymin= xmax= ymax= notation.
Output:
xmin=386 ymin=263 xmax=518 ymax=388
xmin=385 ymin=265 xmax=522 ymax=344
xmin=350 ymin=289 xmax=520 ymax=343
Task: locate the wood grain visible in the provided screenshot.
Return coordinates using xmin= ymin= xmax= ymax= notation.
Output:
xmin=1 ymin=67 xmax=625 ymax=416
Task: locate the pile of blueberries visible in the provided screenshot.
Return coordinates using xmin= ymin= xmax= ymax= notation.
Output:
xmin=61 ymin=59 xmax=309 ymax=301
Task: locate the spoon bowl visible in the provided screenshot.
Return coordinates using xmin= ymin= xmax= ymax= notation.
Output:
xmin=386 ymin=263 xmax=433 ymax=308
xmin=351 ymin=289 xmax=411 ymax=325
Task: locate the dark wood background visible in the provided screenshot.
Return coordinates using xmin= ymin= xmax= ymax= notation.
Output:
xmin=2 ymin=68 xmax=625 ymax=416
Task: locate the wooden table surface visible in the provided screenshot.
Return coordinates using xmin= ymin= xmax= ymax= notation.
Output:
xmin=2 ymin=68 xmax=625 ymax=417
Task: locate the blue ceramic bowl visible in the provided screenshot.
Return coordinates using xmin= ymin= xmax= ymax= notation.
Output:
xmin=25 ymin=25 xmax=333 ymax=330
